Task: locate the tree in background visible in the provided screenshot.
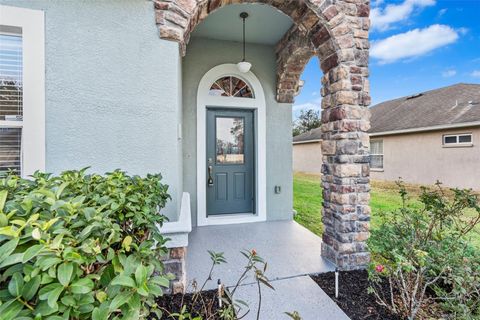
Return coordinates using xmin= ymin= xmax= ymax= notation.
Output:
xmin=292 ymin=109 xmax=321 ymax=136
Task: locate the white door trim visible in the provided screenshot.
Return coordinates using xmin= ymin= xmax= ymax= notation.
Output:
xmin=196 ymin=64 xmax=267 ymax=226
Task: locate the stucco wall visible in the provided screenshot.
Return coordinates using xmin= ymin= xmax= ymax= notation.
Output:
xmin=0 ymin=0 xmax=182 ymax=219
xmin=183 ymin=37 xmax=293 ymax=226
xmin=371 ymin=127 xmax=480 ymax=190
xmin=293 ymin=142 xmax=322 ymax=174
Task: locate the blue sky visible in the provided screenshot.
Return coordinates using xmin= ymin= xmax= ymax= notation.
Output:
xmin=293 ymin=0 xmax=480 ymax=119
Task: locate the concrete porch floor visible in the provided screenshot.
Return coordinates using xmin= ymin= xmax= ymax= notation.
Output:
xmin=186 ymin=221 xmax=348 ymax=319
xmin=186 ymin=220 xmax=335 ymax=289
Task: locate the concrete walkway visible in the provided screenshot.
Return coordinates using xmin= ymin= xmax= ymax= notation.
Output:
xmin=186 ymin=221 xmax=349 ymax=319
xmin=235 ymin=276 xmax=350 ymax=320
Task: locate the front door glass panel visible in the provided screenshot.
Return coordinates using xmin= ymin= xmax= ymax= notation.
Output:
xmin=216 ymin=117 xmax=244 ymax=164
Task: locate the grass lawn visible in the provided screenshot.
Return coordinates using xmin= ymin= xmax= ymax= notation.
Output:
xmin=293 ymin=172 xmax=480 ymax=248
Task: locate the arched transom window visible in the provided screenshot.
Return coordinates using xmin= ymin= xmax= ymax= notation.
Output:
xmin=209 ymin=76 xmax=254 ymax=98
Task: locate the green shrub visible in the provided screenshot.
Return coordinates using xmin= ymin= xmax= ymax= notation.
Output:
xmin=0 ymin=169 xmax=172 ymax=319
xmin=368 ymin=182 xmax=480 ymax=320
xmin=433 ymin=247 xmax=480 ymax=319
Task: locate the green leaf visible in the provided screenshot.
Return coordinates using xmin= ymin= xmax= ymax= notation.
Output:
xmin=0 ymin=253 xmax=23 ymax=269
xmin=99 ymin=265 xmax=115 ymax=287
xmin=39 ymin=283 xmax=63 ymax=300
xmin=47 ymin=285 xmax=64 ymax=308
xmin=78 ymin=303 xmax=94 ymax=314
xmin=123 ymin=307 xmax=140 ymax=320
xmin=147 ymin=284 xmax=163 ymax=296
xmin=22 ymin=244 xmax=44 ymax=263
xmin=122 ymin=236 xmax=132 ymax=252
xmin=134 ymin=265 xmax=147 ymax=287
xmin=151 ymin=275 xmax=170 ymax=288
xmin=50 ymin=234 xmax=64 ymax=249
xmin=0 ymin=213 xmax=8 ymax=227
xmin=92 ymin=303 xmax=109 ymax=320
xmin=70 ymin=278 xmax=94 ymax=294
xmin=8 ymin=273 xmax=24 ymax=297
xmin=22 ymin=275 xmax=41 ymax=301
xmin=0 ymin=299 xmax=23 ymax=319
xmin=0 ymin=237 xmax=19 ymax=264
xmin=109 ymin=291 xmax=133 ymax=312
xmin=34 ymin=300 xmax=59 ymax=316
xmin=0 ymin=288 xmax=12 ymax=300
xmin=111 ymin=275 xmax=136 ymax=288
xmin=127 ymin=293 xmax=140 ymax=309
xmin=61 ymin=294 xmax=76 ymax=306
xmin=78 ymin=225 xmax=95 ymax=241
xmin=0 ymin=190 xmax=7 ymax=212
xmin=55 ymin=182 xmax=69 ymax=199
xmin=95 ymin=291 xmax=107 ymax=303
xmin=42 ymin=218 xmax=59 ymax=231
xmin=136 ymin=282 xmax=149 ymax=297
xmin=37 ymin=257 xmax=62 ymax=271
xmin=57 ymin=263 xmax=73 ymax=287
xmin=0 ymin=226 xmax=18 ymax=237
xmin=78 ymin=293 xmax=95 ymax=305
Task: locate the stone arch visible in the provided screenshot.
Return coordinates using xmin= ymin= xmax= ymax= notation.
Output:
xmin=154 ymin=0 xmax=372 ymax=270
xmin=154 ymin=0 xmax=332 ymax=50
xmin=275 ymin=26 xmax=316 ymax=103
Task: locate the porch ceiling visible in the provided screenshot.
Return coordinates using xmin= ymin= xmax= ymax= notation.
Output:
xmin=191 ymin=4 xmax=293 ymax=45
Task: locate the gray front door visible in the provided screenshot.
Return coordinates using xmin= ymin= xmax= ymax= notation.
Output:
xmin=206 ymin=109 xmax=255 ymax=216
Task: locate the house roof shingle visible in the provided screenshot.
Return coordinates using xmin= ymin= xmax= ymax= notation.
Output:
xmin=292 ymin=127 xmax=322 ymax=143
xmin=369 ymin=83 xmax=480 ymax=133
xmin=293 ymin=83 xmax=480 ymax=143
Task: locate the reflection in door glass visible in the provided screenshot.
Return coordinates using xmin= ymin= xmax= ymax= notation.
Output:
xmin=216 ymin=117 xmax=244 ymax=164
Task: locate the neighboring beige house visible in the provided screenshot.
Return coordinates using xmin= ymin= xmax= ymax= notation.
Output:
xmin=293 ymin=83 xmax=480 ymax=190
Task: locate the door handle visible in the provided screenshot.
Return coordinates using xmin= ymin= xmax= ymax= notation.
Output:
xmin=208 ymin=166 xmax=214 ymax=187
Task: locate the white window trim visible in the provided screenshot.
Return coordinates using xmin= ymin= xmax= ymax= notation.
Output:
xmin=0 ymin=5 xmax=45 ymax=177
xmin=370 ymin=139 xmax=384 ymax=171
xmin=196 ymin=64 xmax=266 ymax=226
xmin=442 ymin=133 xmax=473 ymax=148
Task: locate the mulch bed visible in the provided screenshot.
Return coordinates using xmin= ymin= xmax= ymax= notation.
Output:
xmin=311 ymin=270 xmax=404 ymax=320
xmin=153 ymin=290 xmax=222 ymax=319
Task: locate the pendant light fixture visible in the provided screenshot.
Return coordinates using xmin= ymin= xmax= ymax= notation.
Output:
xmin=237 ymin=12 xmax=252 ymax=73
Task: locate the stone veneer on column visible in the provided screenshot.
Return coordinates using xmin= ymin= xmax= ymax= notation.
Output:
xmin=162 ymin=247 xmax=187 ymax=294
xmin=153 ymin=0 xmax=371 ymax=271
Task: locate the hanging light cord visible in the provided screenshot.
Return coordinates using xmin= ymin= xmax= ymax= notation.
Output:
xmin=242 ymin=15 xmax=246 ymax=62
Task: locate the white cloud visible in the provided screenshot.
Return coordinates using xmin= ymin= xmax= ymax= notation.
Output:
xmin=292 ymin=98 xmax=321 ymax=118
xmin=442 ymin=69 xmax=456 ymax=77
xmin=471 ymin=70 xmax=480 ymax=78
xmin=370 ymin=24 xmax=459 ymax=64
xmin=371 ymin=0 xmax=436 ymax=31
xmin=311 ymin=91 xmax=318 ymax=96
xmin=437 ymin=8 xmax=447 ymax=17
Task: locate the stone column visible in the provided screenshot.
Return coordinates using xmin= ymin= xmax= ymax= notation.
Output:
xmin=318 ymin=5 xmax=371 ymax=269
xmin=162 ymin=247 xmax=187 ymax=294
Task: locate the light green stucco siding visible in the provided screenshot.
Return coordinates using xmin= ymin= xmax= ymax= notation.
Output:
xmin=0 ymin=0 xmax=182 ymax=220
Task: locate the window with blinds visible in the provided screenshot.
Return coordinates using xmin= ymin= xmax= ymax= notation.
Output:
xmin=370 ymin=140 xmax=384 ymax=170
xmin=0 ymin=32 xmax=23 ymax=175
